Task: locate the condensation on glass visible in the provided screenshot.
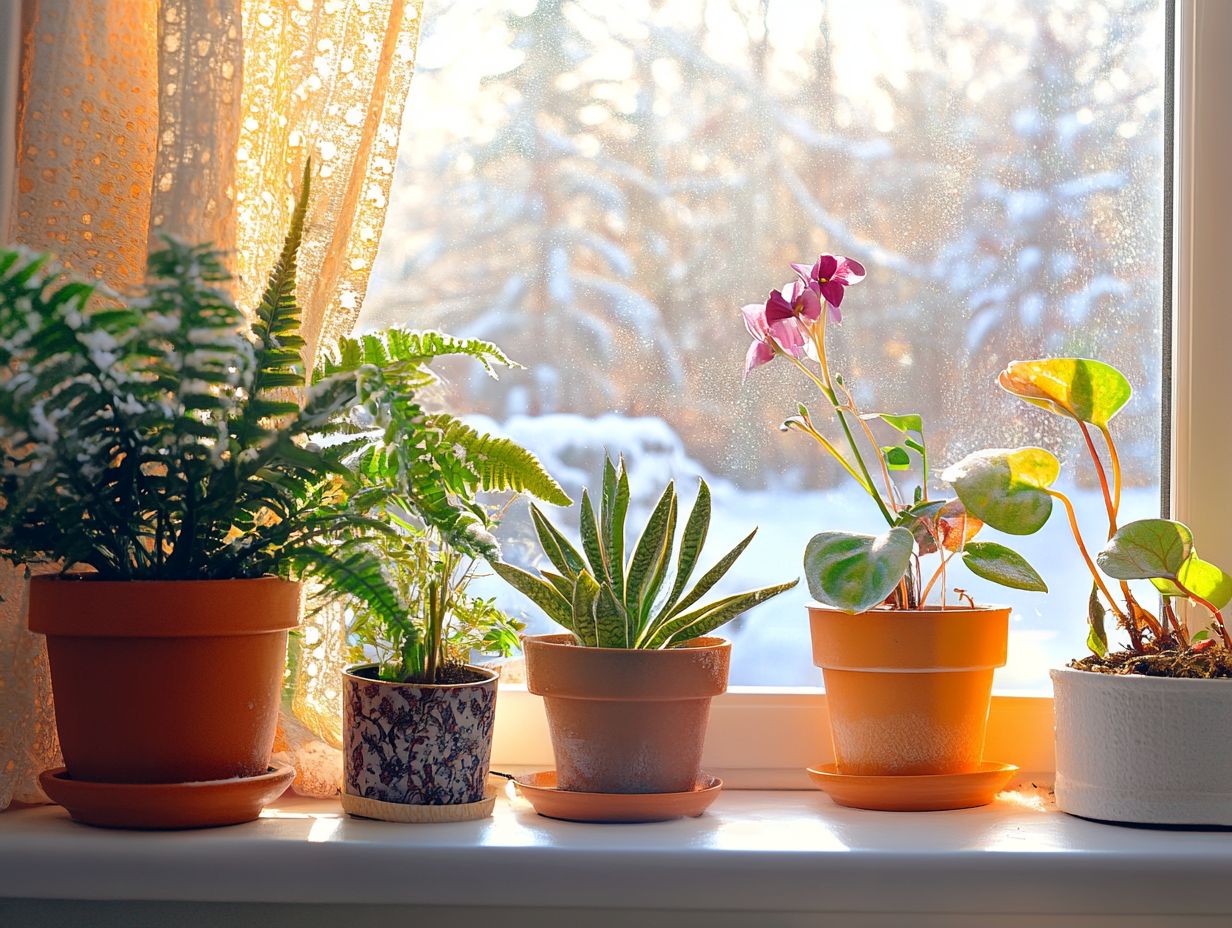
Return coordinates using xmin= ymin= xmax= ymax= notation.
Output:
xmin=362 ymin=0 xmax=1166 ymax=688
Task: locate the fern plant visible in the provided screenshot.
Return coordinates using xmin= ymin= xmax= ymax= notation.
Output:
xmin=0 ymin=163 xmax=568 ymax=630
xmin=493 ymin=456 xmax=797 ymax=648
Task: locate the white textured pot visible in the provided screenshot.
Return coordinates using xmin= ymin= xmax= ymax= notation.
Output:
xmin=1052 ymin=666 xmax=1232 ymax=825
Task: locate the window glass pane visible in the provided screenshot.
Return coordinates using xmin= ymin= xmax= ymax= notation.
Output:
xmin=361 ymin=0 xmax=1165 ymax=689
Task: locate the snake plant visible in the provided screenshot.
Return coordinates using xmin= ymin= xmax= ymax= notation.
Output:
xmin=494 ymin=456 xmax=797 ymax=648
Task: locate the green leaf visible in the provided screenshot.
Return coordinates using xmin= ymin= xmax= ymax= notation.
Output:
xmin=803 ymin=527 xmax=914 ymax=613
xmin=999 ymin=358 xmax=1131 ymax=428
xmin=570 ymin=572 xmax=601 ymax=646
xmin=1191 ymin=629 xmax=1211 ymax=644
xmin=863 ymin=412 xmax=922 ymax=434
xmin=664 ymin=529 xmax=757 ymax=620
xmin=606 ymin=459 xmax=630 ymax=603
xmin=883 ymin=446 xmax=911 ymax=470
xmin=960 ymin=541 xmax=1047 ymax=592
xmin=1097 ymin=519 xmax=1193 ymax=581
xmin=530 ymin=503 xmax=585 ymax=577
xmin=1087 ymin=584 xmax=1108 ymax=657
xmin=624 ymin=482 xmax=675 ymax=616
xmin=594 ymin=581 xmax=629 ymax=648
xmin=660 ymin=478 xmax=711 ymax=616
xmin=491 ymin=561 xmax=574 ymax=630
xmin=643 ymin=580 xmax=799 ymax=649
xmin=579 ymin=490 xmax=608 ymax=581
xmin=1151 ymin=556 xmax=1232 ymax=610
xmin=941 ymin=447 xmax=1058 ymax=535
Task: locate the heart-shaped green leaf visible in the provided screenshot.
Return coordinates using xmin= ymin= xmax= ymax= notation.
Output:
xmin=960 ymin=541 xmax=1047 ymax=592
xmin=862 ymin=412 xmax=923 ymax=434
xmin=1096 ymin=519 xmax=1193 ymax=581
xmin=998 ymin=358 xmax=1131 ymax=428
xmin=803 ymin=527 xmax=914 ymax=614
xmin=941 ymin=447 xmax=1058 ymax=535
xmin=883 ymin=446 xmax=911 ymax=470
xmin=1151 ymin=555 xmax=1232 ymax=609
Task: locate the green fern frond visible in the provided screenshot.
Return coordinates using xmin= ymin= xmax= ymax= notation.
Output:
xmin=429 ymin=414 xmax=571 ymax=507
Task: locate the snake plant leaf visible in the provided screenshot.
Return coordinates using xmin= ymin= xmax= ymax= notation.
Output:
xmin=605 ymin=458 xmax=630 ymax=602
xmin=491 ymin=561 xmax=574 ymax=631
xmin=643 ymin=579 xmax=799 ymax=649
xmin=594 ymin=580 xmax=629 ymax=648
xmin=570 ymin=572 xmax=601 ymax=646
xmin=803 ymin=527 xmax=915 ymax=613
xmin=998 ymin=358 xmax=1132 ymax=428
xmin=579 ymin=489 xmax=608 ymax=582
xmin=941 ymin=447 xmax=1058 ymax=535
xmin=636 ymin=491 xmax=678 ymax=633
xmin=1151 ymin=556 xmax=1232 ymax=610
xmin=660 ymin=478 xmax=712 ymax=616
xmin=540 ymin=569 xmax=576 ymax=601
xmin=663 ymin=528 xmax=758 ymax=620
xmin=1087 ymin=584 xmax=1108 ymax=657
xmin=1097 ymin=518 xmax=1193 ymax=581
xmin=530 ymin=503 xmax=585 ymax=577
xmin=624 ymin=481 xmax=676 ymax=616
xmin=960 ymin=541 xmax=1047 ymax=592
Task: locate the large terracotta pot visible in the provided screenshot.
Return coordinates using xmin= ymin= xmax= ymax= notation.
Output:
xmin=1052 ymin=667 xmax=1232 ymax=826
xmin=342 ymin=663 xmax=498 ymax=819
xmin=808 ymin=604 xmax=1009 ymax=776
xmin=28 ymin=575 xmax=299 ymax=784
xmin=524 ymin=633 xmax=730 ymax=794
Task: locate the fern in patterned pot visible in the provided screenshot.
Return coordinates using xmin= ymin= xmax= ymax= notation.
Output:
xmin=0 ymin=166 xmax=563 ymax=828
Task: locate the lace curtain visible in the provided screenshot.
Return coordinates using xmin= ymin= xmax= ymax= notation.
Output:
xmin=0 ymin=0 xmax=423 ymax=807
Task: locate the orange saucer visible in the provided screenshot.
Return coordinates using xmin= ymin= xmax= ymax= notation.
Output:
xmin=39 ymin=763 xmax=295 ymax=829
xmin=513 ymin=770 xmax=722 ymax=823
xmin=807 ymin=761 xmax=1018 ymax=812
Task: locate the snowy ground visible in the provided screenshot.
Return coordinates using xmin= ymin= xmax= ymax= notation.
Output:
xmin=465 ymin=413 xmax=1161 ymax=691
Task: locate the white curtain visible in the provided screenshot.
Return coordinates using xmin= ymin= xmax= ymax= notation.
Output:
xmin=0 ymin=0 xmax=423 ymax=808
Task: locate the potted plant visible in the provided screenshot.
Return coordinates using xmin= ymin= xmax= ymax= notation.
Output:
xmin=740 ymin=254 xmax=1052 ymax=810
xmin=991 ymin=357 xmax=1232 ymax=825
xmin=342 ymin=460 xmax=568 ymax=823
xmin=494 ymin=456 xmax=796 ymax=809
xmin=0 ymin=167 xmax=564 ymax=828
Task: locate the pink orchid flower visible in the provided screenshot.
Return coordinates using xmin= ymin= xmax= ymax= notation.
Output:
xmin=767 ymin=277 xmax=823 ymax=325
xmin=742 ymin=300 xmax=805 ymax=379
xmin=791 ymin=254 xmax=867 ymax=323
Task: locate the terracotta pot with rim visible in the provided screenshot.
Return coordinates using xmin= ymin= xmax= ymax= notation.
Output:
xmin=28 ymin=575 xmax=299 ymax=823
xmin=524 ymin=633 xmax=730 ymax=794
xmin=808 ymin=603 xmax=1009 ymax=776
xmin=342 ymin=662 xmax=499 ymax=822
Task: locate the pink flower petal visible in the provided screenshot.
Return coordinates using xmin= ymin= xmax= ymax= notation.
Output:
xmin=820 ymin=279 xmax=845 ymax=308
xmin=742 ymin=303 xmax=770 ymax=340
xmin=790 ymin=262 xmax=813 ymax=284
xmin=770 ymin=317 xmax=806 ymax=357
xmin=834 ymin=256 xmax=866 ymax=284
xmin=813 ymin=254 xmax=838 ymax=281
xmin=765 ymin=290 xmax=795 ymax=324
xmin=743 ymin=338 xmax=775 ymax=378
xmin=797 ymin=287 xmax=823 ymax=322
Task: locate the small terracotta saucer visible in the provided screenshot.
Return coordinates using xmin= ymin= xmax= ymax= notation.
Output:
xmin=513 ymin=770 xmax=722 ymax=823
xmin=39 ymin=763 xmax=296 ymax=830
xmin=807 ymin=761 xmax=1018 ymax=812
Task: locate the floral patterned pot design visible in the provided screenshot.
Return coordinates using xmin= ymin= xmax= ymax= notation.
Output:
xmin=343 ymin=664 xmax=498 ymax=812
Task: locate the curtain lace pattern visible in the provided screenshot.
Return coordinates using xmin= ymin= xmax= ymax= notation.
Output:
xmin=0 ymin=0 xmax=422 ymax=807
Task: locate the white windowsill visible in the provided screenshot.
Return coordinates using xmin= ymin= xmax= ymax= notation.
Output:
xmin=2 ymin=785 xmax=1230 ymax=926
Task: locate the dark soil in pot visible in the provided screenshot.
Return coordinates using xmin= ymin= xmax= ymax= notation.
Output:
xmin=1073 ymin=647 xmax=1232 ymax=678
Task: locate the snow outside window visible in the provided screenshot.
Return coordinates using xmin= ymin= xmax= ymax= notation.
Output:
xmin=361 ymin=0 xmax=1167 ymax=689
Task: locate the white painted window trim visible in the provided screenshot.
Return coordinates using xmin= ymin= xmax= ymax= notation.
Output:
xmin=493 ymin=0 xmax=1228 ymax=786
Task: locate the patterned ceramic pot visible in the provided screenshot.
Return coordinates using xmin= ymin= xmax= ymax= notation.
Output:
xmin=342 ymin=664 xmax=498 ymax=811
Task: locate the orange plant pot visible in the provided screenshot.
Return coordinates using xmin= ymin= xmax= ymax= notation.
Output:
xmin=808 ymin=604 xmax=1009 ymax=776
xmin=28 ymin=575 xmax=300 ymax=784
xmin=523 ymin=634 xmax=730 ymax=794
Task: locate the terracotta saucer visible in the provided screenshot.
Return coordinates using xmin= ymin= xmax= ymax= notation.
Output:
xmin=807 ymin=761 xmax=1018 ymax=812
xmin=39 ymin=763 xmax=296 ymax=830
xmin=513 ymin=770 xmax=722 ymax=823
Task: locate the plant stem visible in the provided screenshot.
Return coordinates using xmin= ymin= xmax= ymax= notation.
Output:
xmin=920 ymin=547 xmax=956 ymax=605
xmin=1045 ymin=488 xmax=1127 ymax=624
xmin=1078 ymin=421 xmax=1117 ymax=535
xmin=1098 ymin=424 xmax=1123 ymax=516
xmin=1175 ymin=581 xmax=1232 ymax=649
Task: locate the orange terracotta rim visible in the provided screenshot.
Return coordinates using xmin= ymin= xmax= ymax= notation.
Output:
xmin=523 ymin=633 xmax=731 ymax=701
xmin=808 ymin=602 xmax=1010 ymax=672
xmin=343 ymin=663 xmax=500 ymax=690
xmin=806 ymin=761 xmax=1018 ymax=812
xmin=27 ymin=575 xmax=301 ymax=637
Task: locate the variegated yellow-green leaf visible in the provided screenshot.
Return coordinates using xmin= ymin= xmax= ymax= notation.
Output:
xmin=1097 ymin=519 xmax=1193 ymax=581
xmin=1151 ymin=556 xmax=1232 ymax=610
xmin=941 ymin=447 xmax=1058 ymax=535
xmin=998 ymin=358 xmax=1131 ymax=428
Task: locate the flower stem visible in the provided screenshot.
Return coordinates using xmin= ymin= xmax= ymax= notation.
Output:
xmin=1046 ymin=488 xmax=1127 ymax=624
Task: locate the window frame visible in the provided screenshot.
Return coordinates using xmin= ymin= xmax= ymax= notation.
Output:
xmin=491 ymin=0 xmax=1228 ymax=784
